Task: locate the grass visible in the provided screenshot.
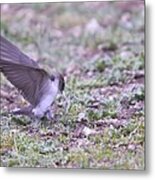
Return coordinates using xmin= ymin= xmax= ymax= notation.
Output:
xmin=0 ymin=2 xmax=145 ymax=169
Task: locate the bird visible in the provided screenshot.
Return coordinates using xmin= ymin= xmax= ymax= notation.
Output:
xmin=0 ymin=35 xmax=65 ymax=123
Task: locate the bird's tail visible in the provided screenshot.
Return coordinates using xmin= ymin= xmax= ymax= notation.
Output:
xmin=11 ymin=105 xmax=33 ymax=117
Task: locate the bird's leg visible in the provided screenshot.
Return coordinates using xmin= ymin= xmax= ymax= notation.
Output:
xmin=31 ymin=107 xmax=45 ymax=127
xmin=45 ymin=108 xmax=54 ymax=120
xmin=32 ymin=117 xmax=42 ymax=128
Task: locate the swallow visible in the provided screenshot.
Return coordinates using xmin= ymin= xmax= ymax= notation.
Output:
xmin=0 ymin=35 xmax=65 ymax=122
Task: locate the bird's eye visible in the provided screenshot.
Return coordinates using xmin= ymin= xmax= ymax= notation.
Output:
xmin=50 ymin=75 xmax=55 ymax=81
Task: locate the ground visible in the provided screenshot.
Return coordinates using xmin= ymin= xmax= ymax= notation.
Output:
xmin=0 ymin=1 xmax=145 ymax=169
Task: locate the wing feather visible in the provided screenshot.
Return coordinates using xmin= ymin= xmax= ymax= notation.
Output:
xmin=0 ymin=35 xmax=53 ymax=106
xmin=0 ymin=35 xmax=39 ymax=68
xmin=0 ymin=59 xmax=50 ymax=106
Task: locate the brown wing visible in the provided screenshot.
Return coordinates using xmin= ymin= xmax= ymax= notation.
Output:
xmin=0 ymin=59 xmax=50 ymax=106
xmin=0 ymin=35 xmax=39 ymax=68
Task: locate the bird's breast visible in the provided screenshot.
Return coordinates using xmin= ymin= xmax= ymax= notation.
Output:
xmin=32 ymin=79 xmax=59 ymax=118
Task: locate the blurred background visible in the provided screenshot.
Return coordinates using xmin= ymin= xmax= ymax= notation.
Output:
xmin=1 ymin=1 xmax=144 ymax=72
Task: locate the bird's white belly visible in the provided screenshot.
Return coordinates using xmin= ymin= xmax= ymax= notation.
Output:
xmin=32 ymin=80 xmax=59 ymax=118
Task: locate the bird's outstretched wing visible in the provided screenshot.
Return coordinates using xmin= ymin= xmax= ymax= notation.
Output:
xmin=0 ymin=35 xmax=39 ymax=68
xmin=0 ymin=35 xmax=52 ymax=106
xmin=0 ymin=59 xmax=50 ymax=106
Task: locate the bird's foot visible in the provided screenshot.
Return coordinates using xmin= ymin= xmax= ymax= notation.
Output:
xmin=45 ymin=109 xmax=55 ymax=120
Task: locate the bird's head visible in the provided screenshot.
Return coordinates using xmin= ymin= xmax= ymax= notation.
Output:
xmin=50 ymin=73 xmax=65 ymax=93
